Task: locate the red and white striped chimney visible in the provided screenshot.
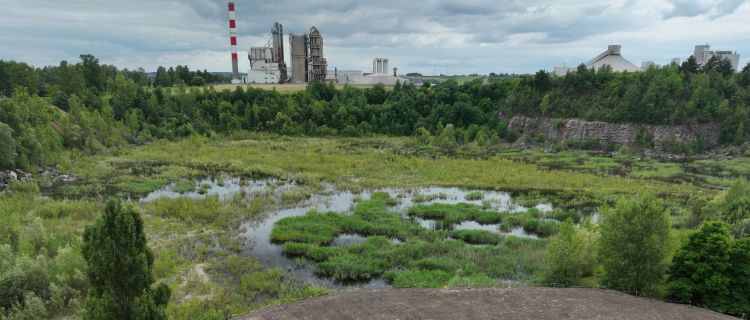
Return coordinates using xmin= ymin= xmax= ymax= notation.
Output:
xmin=228 ymin=1 xmax=240 ymax=82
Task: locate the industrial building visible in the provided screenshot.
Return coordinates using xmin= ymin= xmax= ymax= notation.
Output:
xmin=307 ymin=27 xmax=327 ymax=82
xmin=289 ymin=33 xmax=308 ymax=83
xmin=359 ymin=58 xmax=410 ymax=86
xmin=554 ymin=45 xmax=640 ymax=76
xmin=288 ymin=27 xmax=328 ymax=83
xmin=244 ymin=23 xmax=288 ymax=84
xmin=226 ymin=2 xmax=411 ymax=86
xmin=373 ymin=58 xmax=389 ymax=74
xmin=325 ymin=69 xmax=364 ymax=84
xmin=693 ymin=44 xmax=740 ymax=70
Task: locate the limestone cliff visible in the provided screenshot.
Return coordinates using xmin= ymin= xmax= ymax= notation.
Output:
xmin=507 ymin=116 xmax=721 ymax=150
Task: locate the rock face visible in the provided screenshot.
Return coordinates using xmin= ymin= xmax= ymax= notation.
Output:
xmin=507 ymin=116 xmax=722 ymax=150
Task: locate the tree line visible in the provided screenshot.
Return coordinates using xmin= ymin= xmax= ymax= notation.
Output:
xmin=2 ymin=55 xmax=750 ymax=171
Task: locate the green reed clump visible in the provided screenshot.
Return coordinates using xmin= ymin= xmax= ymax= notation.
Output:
xmin=465 ymin=191 xmax=484 ymax=201
xmin=173 ymin=180 xmax=197 ymax=193
xmin=522 ymin=219 xmax=560 ymax=237
xmin=450 ymin=230 xmax=503 ymax=245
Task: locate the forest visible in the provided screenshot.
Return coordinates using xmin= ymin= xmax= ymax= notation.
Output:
xmin=2 ymin=55 xmax=750 ymax=171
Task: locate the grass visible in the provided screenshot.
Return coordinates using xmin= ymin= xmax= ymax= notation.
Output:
xmin=173 ymin=180 xmax=197 ymax=193
xmin=449 ymin=230 xmax=503 ymax=245
xmin=83 ymin=135 xmax=707 ymax=201
xmin=274 ymin=194 xmax=549 ymax=285
xmin=465 ymin=191 xmax=484 ymax=201
xmin=406 ymin=203 xmax=573 ymax=237
xmin=11 ymin=134 xmax=733 ymax=318
xmin=522 ymin=219 xmax=559 ymax=237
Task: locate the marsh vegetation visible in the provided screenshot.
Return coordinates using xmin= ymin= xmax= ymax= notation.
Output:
xmin=3 ymin=55 xmax=750 ymax=318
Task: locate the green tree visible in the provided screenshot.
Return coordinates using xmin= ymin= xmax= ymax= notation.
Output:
xmin=82 ymin=199 xmax=170 ymax=320
xmin=542 ymin=219 xmax=595 ymax=286
xmin=436 ymin=124 xmax=457 ymax=149
xmin=668 ymin=221 xmax=732 ymax=311
xmin=80 ymin=54 xmax=104 ymax=92
xmin=154 ymin=67 xmax=170 ymax=87
xmin=599 ymin=193 xmax=672 ymax=294
xmin=0 ymin=122 xmax=16 ymax=169
xmin=190 ymin=76 xmax=205 ymax=87
xmin=714 ymin=179 xmax=750 ymax=226
xmin=702 ymin=55 xmax=734 ymax=78
xmin=681 ymin=55 xmax=699 ymax=75
xmin=111 ymin=73 xmax=137 ymax=120
xmin=727 ymin=237 xmax=750 ymax=315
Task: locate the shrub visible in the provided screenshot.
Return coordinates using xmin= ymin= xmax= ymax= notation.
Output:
xmin=541 ymin=219 xmax=595 ymax=286
xmin=599 ymin=194 xmax=672 ymax=294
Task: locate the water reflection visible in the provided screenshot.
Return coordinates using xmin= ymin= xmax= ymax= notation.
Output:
xmin=139 ymin=177 xmax=554 ymax=288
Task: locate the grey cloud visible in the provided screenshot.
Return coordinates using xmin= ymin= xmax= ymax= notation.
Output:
xmin=0 ymin=0 xmax=748 ymax=74
xmin=663 ymin=0 xmax=746 ymax=19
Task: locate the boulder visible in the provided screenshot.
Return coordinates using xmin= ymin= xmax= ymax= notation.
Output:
xmin=14 ymin=170 xmax=32 ymax=181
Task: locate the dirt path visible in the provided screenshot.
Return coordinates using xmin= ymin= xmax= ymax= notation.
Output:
xmin=239 ymin=287 xmax=735 ymax=320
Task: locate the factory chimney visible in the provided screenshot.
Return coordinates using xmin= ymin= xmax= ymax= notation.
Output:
xmin=228 ymin=2 xmax=240 ymax=83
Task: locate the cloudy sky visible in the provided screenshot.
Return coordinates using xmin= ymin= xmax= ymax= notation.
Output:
xmin=1 ymin=0 xmax=749 ymax=74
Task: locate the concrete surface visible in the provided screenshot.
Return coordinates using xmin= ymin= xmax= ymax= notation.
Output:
xmin=238 ymin=287 xmax=736 ymax=320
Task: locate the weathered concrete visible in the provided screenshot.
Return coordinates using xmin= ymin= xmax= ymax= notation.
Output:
xmin=507 ymin=116 xmax=721 ymax=150
xmin=238 ymin=287 xmax=734 ymax=320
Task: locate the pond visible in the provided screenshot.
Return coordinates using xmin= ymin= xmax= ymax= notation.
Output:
xmin=139 ymin=177 xmax=555 ymax=289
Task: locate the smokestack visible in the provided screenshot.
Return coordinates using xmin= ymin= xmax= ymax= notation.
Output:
xmin=228 ymin=2 xmax=240 ymax=83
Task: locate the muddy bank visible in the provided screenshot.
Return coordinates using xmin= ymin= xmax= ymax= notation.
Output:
xmin=239 ymin=287 xmax=734 ymax=320
xmin=507 ymin=116 xmax=721 ymax=151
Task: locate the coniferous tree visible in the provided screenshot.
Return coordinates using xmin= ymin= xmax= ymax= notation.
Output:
xmin=681 ymin=55 xmax=700 ymax=75
xmin=82 ymin=199 xmax=170 ymax=320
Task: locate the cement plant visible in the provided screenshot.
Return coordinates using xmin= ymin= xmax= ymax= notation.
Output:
xmin=227 ymin=2 xmax=415 ymax=86
xmin=227 ymin=1 xmax=741 ymax=88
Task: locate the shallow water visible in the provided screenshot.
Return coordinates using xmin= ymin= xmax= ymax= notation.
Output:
xmin=139 ymin=177 xmax=295 ymax=202
xmin=139 ymin=177 xmax=554 ymax=288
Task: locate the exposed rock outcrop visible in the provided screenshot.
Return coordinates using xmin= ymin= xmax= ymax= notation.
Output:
xmin=0 ymin=169 xmax=32 ymax=191
xmin=507 ymin=116 xmax=721 ymax=150
xmin=0 ymin=168 xmax=77 ymax=192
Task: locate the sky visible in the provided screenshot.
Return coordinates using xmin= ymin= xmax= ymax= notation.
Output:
xmin=1 ymin=0 xmax=749 ymax=75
